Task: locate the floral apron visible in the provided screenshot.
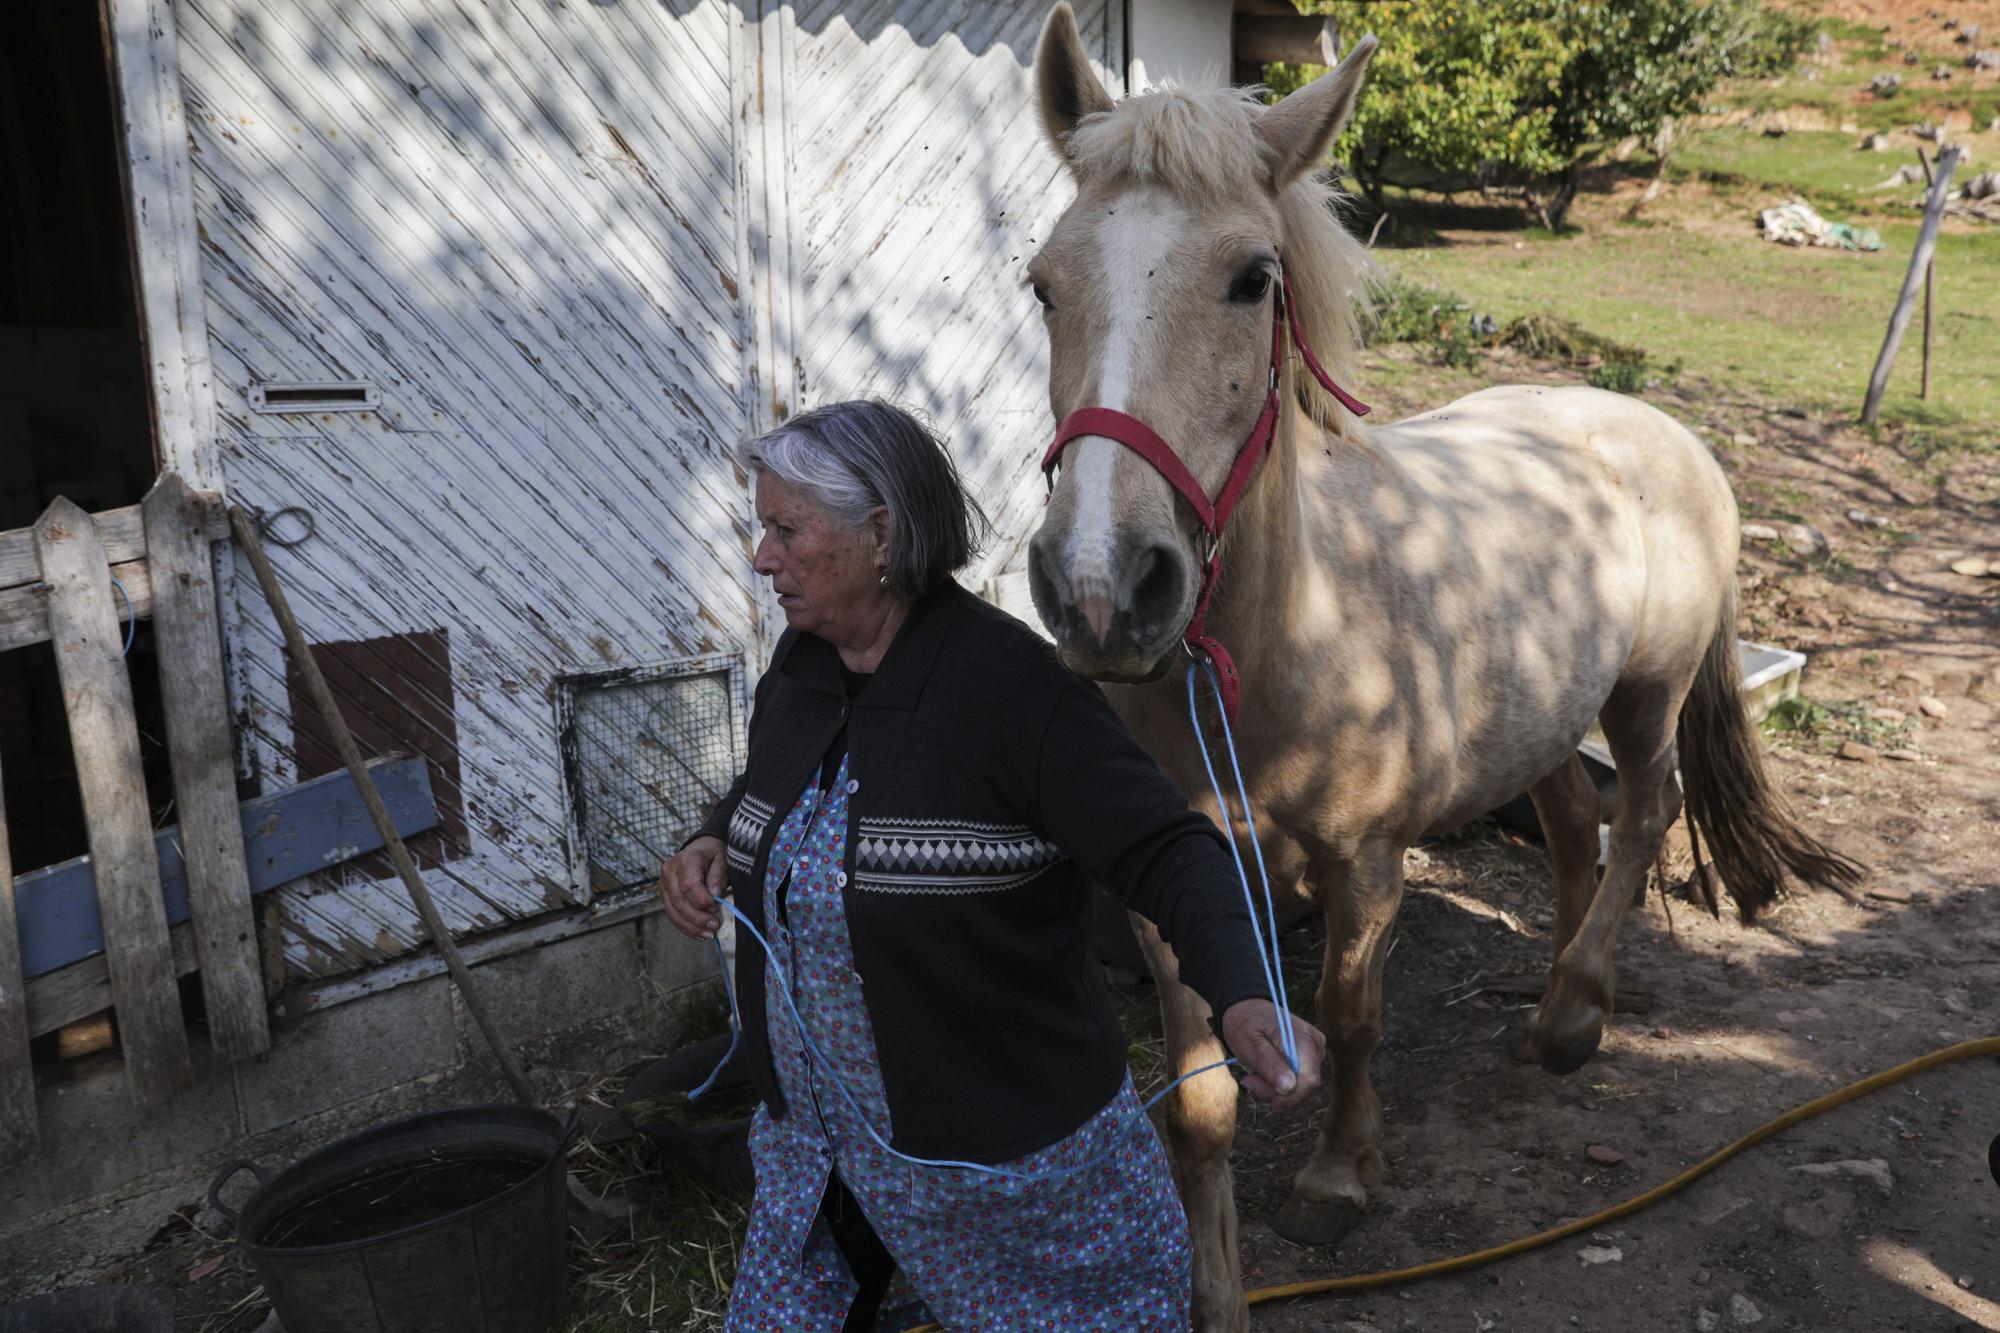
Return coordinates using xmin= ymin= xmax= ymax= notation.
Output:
xmin=723 ymin=757 xmax=1192 ymax=1333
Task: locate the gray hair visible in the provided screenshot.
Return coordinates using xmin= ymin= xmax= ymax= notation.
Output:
xmin=737 ymin=400 xmax=987 ymax=600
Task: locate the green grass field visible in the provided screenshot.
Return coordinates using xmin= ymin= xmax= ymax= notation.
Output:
xmin=1375 ymin=10 xmax=1999 ymax=452
xmin=1673 ymin=127 xmax=1924 ymax=207
xmin=1388 ymin=217 xmax=1999 ymax=443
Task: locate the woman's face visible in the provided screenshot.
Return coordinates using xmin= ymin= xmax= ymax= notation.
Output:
xmin=752 ymin=472 xmax=892 ymax=643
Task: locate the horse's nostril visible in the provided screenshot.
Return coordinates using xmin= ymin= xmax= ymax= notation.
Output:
xmin=1026 ymin=538 xmax=1070 ymax=638
xmin=1129 ymin=542 xmax=1188 ymax=633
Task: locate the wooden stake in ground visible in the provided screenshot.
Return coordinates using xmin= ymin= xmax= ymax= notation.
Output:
xmin=144 ymin=473 xmax=269 ymax=1062
xmin=227 ymin=506 xmax=536 ymax=1104
xmin=1917 ymin=147 xmax=1936 ymax=400
xmin=36 ymin=497 xmax=192 ymax=1104
xmin=1863 ymin=146 xmax=1960 ymax=426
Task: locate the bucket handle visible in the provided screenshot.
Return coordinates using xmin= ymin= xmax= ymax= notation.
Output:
xmin=206 ymin=1159 xmax=272 ymax=1227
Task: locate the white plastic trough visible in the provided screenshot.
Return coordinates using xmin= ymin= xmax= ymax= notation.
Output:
xmin=1579 ymin=639 xmax=1804 ymax=769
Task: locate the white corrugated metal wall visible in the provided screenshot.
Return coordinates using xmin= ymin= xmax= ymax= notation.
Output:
xmin=781 ymin=0 xmax=1122 ymax=591
xmin=174 ymin=0 xmax=1125 ymax=985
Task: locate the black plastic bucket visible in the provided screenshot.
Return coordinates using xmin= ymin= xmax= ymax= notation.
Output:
xmin=618 ymin=1034 xmax=756 ymax=1193
xmin=209 ymin=1104 xmax=575 ymax=1333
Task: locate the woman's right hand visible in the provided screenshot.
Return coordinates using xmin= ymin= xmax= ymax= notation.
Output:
xmin=659 ymin=836 xmax=728 ymax=940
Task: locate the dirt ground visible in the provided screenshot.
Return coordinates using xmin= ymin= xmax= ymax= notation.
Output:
xmin=1209 ymin=344 xmax=2000 ymax=1333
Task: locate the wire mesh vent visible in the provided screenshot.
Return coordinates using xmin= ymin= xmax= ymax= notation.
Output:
xmin=558 ymin=656 xmax=746 ymax=895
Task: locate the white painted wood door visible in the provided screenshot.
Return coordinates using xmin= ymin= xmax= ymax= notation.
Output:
xmin=178 ymin=0 xmax=759 ymax=978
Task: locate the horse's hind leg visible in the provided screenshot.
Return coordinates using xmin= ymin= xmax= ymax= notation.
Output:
xmin=1273 ymin=841 xmax=1404 ymax=1247
xmin=1528 ymin=752 xmax=1602 ymax=955
xmin=1129 ymin=913 xmax=1247 ymax=1333
xmin=1528 ymin=673 xmax=1691 ymax=1075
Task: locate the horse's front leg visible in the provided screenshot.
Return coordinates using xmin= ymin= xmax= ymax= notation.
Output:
xmin=1274 ymin=840 xmax=1404 ymax=1246
xmin=1130 ymin=912 xmax=1247 ymax=1333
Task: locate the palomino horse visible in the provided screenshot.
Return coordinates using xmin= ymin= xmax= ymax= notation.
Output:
xmin=1024 ymin=7 xmax=1861 ymax=1329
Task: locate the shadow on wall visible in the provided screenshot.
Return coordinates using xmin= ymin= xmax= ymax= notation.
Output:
xmin=174 ymin=0 xmax=1112 ymax=975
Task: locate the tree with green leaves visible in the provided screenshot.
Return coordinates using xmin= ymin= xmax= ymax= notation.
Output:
xmin=1274 ymin=1 xmax=1817 ymax=228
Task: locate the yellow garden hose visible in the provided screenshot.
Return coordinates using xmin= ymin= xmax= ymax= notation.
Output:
xmin=902 ymin=1034 xmax=2000 ymax=1330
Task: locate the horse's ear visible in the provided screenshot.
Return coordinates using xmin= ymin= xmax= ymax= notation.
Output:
xmin=1036 ymin=3 xmax=1113 ymax=170
xmin=1254 ymin=34 xmax=1378 ymax=190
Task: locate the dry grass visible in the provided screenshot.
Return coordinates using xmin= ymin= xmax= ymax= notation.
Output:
xmin=560 ymin=1062 xmax=750 ymax=1333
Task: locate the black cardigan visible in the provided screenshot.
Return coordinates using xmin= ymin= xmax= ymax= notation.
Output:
xmin=696 ymin=582 xmax=1269 ymax=1163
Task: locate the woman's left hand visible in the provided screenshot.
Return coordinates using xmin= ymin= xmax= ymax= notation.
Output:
xmin=1220 ymin=1000 xmax=1325 ymax=1111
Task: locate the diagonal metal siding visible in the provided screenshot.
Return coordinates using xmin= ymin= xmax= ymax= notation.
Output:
xmin=180 ymin=0 xmax=756 ymax=978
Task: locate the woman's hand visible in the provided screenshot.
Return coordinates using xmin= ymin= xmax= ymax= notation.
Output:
xmin=659 ymin=836 xmax=728 ymax=940
xmin=1220 ymin=999 xmax=1325 ymax=1111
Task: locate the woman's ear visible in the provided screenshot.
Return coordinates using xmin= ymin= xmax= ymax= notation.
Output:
xmin=866 ymin=506 xmax=893 ymax=573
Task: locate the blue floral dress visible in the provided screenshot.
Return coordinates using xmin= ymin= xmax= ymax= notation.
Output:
xmin=723 ymin=758 xmax=1193 ymax=1333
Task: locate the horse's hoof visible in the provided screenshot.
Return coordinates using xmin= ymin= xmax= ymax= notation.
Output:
xmin=1533 ymin=1017 xmax=1604 ymax=1075
xmin=1271 ymin=1192 xmax=1364 ymax=1247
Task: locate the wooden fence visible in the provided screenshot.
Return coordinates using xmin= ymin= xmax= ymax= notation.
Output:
xmin=0 ymin=472 xmax=265 ymax=1161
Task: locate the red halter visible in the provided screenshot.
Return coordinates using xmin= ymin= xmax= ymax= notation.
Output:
xmin=1040 ymin=269 xmax=1370 ymax=720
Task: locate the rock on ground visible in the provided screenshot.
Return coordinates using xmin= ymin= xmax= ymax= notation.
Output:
xmin=1792 ymin=1158 xmax=1894 ymax=1195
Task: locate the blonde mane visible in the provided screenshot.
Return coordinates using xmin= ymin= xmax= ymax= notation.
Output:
xmin=1066 ymin=84 xmax=1377 ymax=436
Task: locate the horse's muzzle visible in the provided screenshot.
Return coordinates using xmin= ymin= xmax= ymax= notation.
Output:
xmin=1027 ymin=532 xmax=1194 ymax=679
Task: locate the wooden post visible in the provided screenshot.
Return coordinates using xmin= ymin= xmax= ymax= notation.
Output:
xmin=229 ymin=507 xmax=536 ymax=1104
xmin=34 ymin=497 xmax=192 ymax=1103
xmin=1916 ymin=148 xmax=1935 ymax=400
xmin=0 ymin=748 xmax=36 ymax=1161
xmin=1863 ymin=146 xmax=1960 ymax=426
xmin=143 ymin=473 xmax=269 ymax=1061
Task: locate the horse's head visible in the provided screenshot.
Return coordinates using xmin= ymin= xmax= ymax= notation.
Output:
xmin=1026 ymin=3 xmax=1375 ymax=681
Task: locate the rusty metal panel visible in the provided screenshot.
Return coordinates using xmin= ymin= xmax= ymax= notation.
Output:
xmin=176 ymin=0 xmax=757 ymax=979
xmin=284 ymin=629 xmax=465 ymax=877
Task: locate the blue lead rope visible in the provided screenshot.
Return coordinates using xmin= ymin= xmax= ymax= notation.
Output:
xmin=1184 ymin=658 xmax=1299 ymax=1074
xmin=685 ymin=658 xmax=1296 ymax=1182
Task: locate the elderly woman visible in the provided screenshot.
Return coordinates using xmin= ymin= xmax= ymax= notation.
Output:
xmin=659 ymin=399 xmax=1323 ymax=1333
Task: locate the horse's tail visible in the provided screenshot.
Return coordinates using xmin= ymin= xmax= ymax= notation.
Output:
xmin=1676 ymin=594 xmax=1864 ymax=920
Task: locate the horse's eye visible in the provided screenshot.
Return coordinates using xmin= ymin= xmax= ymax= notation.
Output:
xmin=1032 ymin=283 xmax=1053 ymax=310
xmin=1228 ymin=267 xmax=1271 ymax=304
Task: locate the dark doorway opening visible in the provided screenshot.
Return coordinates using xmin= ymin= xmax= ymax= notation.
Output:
xmin=2 ymin=4 xmax=181 ymax=1065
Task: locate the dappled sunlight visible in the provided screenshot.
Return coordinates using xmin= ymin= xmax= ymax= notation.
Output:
xmin=1412 ymin=883 xmax=1541 ymax=939
xmin=1859 ymin=1237 xmax=2000 ymax=1328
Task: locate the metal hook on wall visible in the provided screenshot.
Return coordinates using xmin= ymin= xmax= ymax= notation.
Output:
xmin=242 ymin=505 xmax=317 ymax=549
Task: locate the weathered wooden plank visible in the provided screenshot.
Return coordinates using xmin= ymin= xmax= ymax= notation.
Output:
xmin=0 ymin=558 xmax=152 ymax=656
xmin=104 ymin=0 xmax=223 ymax=485
xmin=0 ymin=747 xmax=37 ymax=1161
xmin=1483 ymin=975 xmax=1654 ymax=1016
xmin=144 ymin=473 xmax=269 ymax=1061
xmin=20 ymin=758 xmax=435 ymax=1040
xmin=0 ymin=495 xmax=225 ymax=593
xmin=34 ymin=497 xmax=191 ymax=1103
xmin=27 ymin=926 xmax=198 ymax=1043
xmin=16 ymin=756 xmax=437 ymax=980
